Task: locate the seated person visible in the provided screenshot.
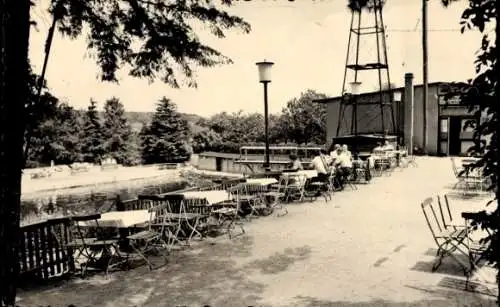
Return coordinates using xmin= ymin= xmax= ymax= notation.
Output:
xmin=309 ymin=150 xmax=330 ymax=194
xmin=342 ymin=144 xmax=352 ymax=160
xmin=334 ymin=147 xmax=353 ymax=190
xmin=372 ymin=142 xmax=384 ymax=152
xmin=329 ymin=144 xmax=341 ymax=162
xmin=322 ymin=149 xmax=333 ymax=168
xmin=288 ymin=154 xmax=303 ymax=171
xmin=382 ymin=140 xmax=395 ymax=151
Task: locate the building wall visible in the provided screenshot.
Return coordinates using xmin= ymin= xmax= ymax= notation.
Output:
xmin=403 ymin=84 xmax=439 ymax=154
xmin=197 ymin=155 xmax=245 ymax=173
xmin=326 ymin=102 xmax=341 ymax=146
xmin=325 ymin=84 xmax=441 ymax=154
xmin=197 ymin=155 xmax=216 ymax=171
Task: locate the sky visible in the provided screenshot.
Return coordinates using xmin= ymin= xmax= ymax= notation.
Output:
xmin=29 ymin=0 xmax=483 ymax=117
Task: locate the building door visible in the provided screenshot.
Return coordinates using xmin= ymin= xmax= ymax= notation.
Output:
xmin=215 ymin=157 xmax=223 ymax=172
xmin=448 ymin=117 xmax=462 ymax=156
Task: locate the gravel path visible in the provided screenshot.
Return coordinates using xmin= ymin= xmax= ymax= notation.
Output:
xmin=17 ymin=157 xmax=498 ymax=307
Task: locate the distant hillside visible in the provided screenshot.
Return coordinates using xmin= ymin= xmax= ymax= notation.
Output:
xmin=75 ymin=109 xmax=206 ymax=133
xmin=123 ymin=112 xmax=206 ymax=133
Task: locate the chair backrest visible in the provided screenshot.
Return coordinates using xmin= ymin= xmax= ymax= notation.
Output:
xmin=69 ymin=213 xmax=102 ymax=242
xmin=450 ymin=157 xmax=461 ymax=178
xmin=437 ymin=194 xmax=454 ymax=229
xmin=241 ymin=182 xmax=267 ymax=195
xmin=421 ymin=197 xmax=444 ymax=244
xmin=182 ymin=196 xmax=210 ymax=215
xmin=277 ymin=175 xmax=290 ymax=193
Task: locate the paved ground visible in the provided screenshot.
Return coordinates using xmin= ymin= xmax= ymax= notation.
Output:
xmin=16 ymin=157 xmax=498 ymax=307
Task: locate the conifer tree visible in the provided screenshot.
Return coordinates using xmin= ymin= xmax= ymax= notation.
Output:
xmin=140 ymin=97 xmax=191 ymax=164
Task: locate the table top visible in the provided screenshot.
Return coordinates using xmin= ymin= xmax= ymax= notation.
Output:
xmin=245 ymin=178 xmax=278 ymax=186
xmin=462 ymin=157 xmax=480 ymax=164
xmin=282 ymin=170 xmax=318 ymax=179
xmin=79 ymin=210 xmax=150 ymax=228
xmin=181 ymin=190 xmax=229 ymax=205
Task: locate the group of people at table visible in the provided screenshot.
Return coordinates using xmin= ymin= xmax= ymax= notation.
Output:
xmin=287 ymin=140 xmax=397 ymax=191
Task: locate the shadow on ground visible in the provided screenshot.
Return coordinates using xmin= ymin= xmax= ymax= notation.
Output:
xmin=291 ymin=287 xmax=497 ymax=307
xmin=17 ymin=235 xmax=270 ymax=307
xmin=409 ymin=248 xmax=469 ymax=277
xmin=243 ymin=246 xmax=311 ymax=275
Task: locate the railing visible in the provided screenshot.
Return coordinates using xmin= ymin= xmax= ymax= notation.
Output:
xmin=18 ymin=176 xmax=246 ymax=282
xmin=19 ymin=217 xmax=74 ymax=280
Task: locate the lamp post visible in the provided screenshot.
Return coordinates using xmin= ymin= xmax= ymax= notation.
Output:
xmin=393 ymin=90 xmax=402 ymax=145
xmin=256 ymin=60 xmax=274 ymax=172
xmin=349 ymin=81 xmax=362 ymax=136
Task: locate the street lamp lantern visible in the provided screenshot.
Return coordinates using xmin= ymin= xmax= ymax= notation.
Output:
xmin=256 ymin=60 xmax=274 ymax=83
xmin=349 ymin=81 xmax=362 ymax=95
xmin=256 ymin=60 xmax=274 ymax=172
xmin=393 ymin=91 xmax=403 ymax=146
xmin=393 ymin=91 xmax=402 ymax=102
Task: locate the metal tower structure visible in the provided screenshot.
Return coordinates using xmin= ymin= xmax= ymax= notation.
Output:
xmin=336 ymin=0 xmax=397 ymax=139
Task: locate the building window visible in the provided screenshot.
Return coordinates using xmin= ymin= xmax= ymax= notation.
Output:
xmin=440 ymin=118 xmax=448 ymax=133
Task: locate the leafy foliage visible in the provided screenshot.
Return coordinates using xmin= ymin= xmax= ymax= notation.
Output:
xmin=280 ymin=89 xmax=328 ymax=145
xmin=440 ymin=0 xmax=499 ymax=299
xmin=102 ymin=97 xmax=138 ymax=165
xmin=347 ymin=0 xmax=386 ymax=12
xmin=192 ymin=128 xmax=223 ymax=153
xmin=28 ymin=103 xmax=85 ymax=166
xmin=51 ymin=0 xmax=250 ymax=87
xmin=140 ymin=97 xmax=191 ymax=164
xmin=80 ymin=100 xmax=105 ymax=163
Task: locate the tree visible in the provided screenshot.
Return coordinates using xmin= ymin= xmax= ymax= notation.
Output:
xmin=80 ymin=100 xmax=105 ymax=163
xmin=102 ymin=97 xmax=136 ymax=165
xmin=269 ymin=113 xmax=290 ymax=144
xmin=192 ymin=129 xmax=223 ymax=153
xmin=140 ymin=97 xmax=191 ymax=164
xmin=203 ymin=111 xmax=266 ymax=152
xmin=438 ymin=0 xmax=499 ymax=302
xmin=1 ymin=0 xmax=250 ymax=303
xmin=24 ymin=68 xmax=60 ymax=167
xmin=0 ymin=0 xmax=31 ymax=304
xmin=282 ymin=89 xmax=328 ymax=145
xmin=28 ymin=102 xmax=84 ymax=165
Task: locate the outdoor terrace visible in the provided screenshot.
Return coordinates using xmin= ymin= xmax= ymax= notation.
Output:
xmin=16 ymin=157 xmax=497 ymax=307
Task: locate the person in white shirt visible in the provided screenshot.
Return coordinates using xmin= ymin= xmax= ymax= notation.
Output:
xmin=341 ymin=144 xmax=352 ymax=160
xmin=311 ymin=150 xmax=328 ymax=176
xmin=330 ymin=144 xmax=341 ymax=161
xmin=289 ymin=154 xmax=303 ymax=171
xmin=310 ymin=150 xmax=330 ymax=194
xmin=372 ymin=142 xmax=384 ymax=152
xmin=382 ymin=140 xmax=395 ymax=151
xmin=334 ymin=146 xmax=353 ymax=190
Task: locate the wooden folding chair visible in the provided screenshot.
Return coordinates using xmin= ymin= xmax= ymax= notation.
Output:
xmin=437 ymin=194 xmax=463 ymax=231
xmin=67 ymin=214 xmax=123 ymax=277
xmin=127 ymin=205 xmax=169 ymax=270
xmin=66 ymin=214 xmax=101 ymax=276
xmin=284 ymin=173 xmax=308 ymax=202
xmin=180 ymin=196 xmax=210 ymax=243
xmin=211 ymin=188 xmax=246 ymax=239
xmin=139 ymin=195 xmax=185 ymax=250
xmin=344 ymin=168 xmax=359 ymax=191
xmin=228 ymin=183 xmax=266 ymax=218
xmin=421 ymin=197 xmax=469 ymax=274
xmin=461 ymin=211 xmax=494 ymax=294
xmin=451 ymin=158 xmax=487 ymax=194
xmin=451 ymin=157 xmax=466 ymax=190
xmin=263 ymin=176 xmax=290 ymax=217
